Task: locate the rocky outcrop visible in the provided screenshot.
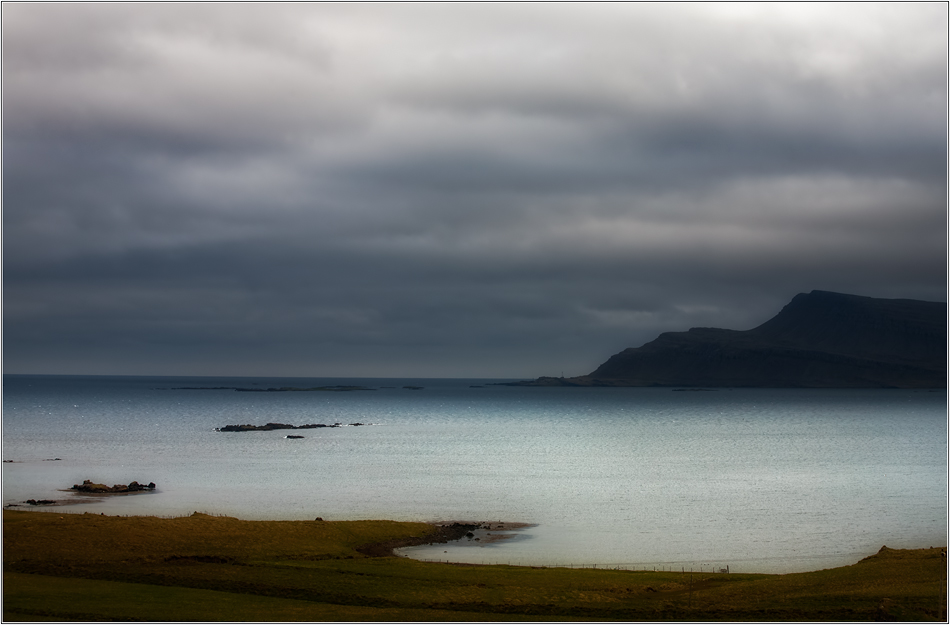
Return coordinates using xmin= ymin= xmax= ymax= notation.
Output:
xmin=71 ymin=480 xmax=156 ymax=493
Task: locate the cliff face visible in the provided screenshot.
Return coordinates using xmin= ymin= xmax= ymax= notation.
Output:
xmin=554 ymin=291 xmax=947 ymax=388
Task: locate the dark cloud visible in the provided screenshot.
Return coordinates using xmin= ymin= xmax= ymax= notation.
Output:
xmin=3 ymin=3 xmax=946 ymax=377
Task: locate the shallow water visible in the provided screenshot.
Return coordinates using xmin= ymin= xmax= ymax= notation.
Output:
xmin=3 ymin=375 xmax=946 ymax=573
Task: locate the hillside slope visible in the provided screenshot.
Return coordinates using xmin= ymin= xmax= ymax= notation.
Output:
xmin=532 ymin=291 xmax=946 ymax=388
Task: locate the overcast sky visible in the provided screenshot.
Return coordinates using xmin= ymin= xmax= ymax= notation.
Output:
xmin=3 ymin=3 xmax=947 ymax=378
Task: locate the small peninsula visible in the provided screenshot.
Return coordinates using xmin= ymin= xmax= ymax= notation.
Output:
xmin=511 ymin=290 xmax=946 ymax=388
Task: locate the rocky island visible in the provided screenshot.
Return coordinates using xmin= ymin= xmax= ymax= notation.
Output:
xmin=510 ymin=290 xmax=946 ymax=388
xmin=216 ymin=422 xmax=367 ymax=432
xmin=71 ymin=480 xmax=156 ymax=494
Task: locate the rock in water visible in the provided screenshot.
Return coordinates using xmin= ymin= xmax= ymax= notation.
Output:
xmin=71 ymin=480 xmax=156 ymax=493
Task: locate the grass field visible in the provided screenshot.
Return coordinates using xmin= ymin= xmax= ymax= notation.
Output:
xmin=3 ymin=510 xmax=946 ymax=621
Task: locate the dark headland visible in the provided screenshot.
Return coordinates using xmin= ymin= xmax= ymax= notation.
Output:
xmin=510 ymin=290 xmax=946 ymax=388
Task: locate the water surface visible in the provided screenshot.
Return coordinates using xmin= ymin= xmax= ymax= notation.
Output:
xmin=3 ymin=375 xmax=945 ymax=573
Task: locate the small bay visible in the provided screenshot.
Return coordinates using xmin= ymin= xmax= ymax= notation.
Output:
xmin=3 ymin=375 xmax=945 ymax=573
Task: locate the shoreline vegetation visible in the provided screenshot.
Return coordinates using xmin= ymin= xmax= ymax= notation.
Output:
xmin=4 ymin=510 xmax=945 ymax=621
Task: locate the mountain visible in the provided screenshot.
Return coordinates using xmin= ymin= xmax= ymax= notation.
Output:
xmin=522 ymin=291 xmax=947 ymax=388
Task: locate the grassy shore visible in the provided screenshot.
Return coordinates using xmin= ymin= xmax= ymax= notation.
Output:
xmin=3 ymin=510 xmax=945 ymax=621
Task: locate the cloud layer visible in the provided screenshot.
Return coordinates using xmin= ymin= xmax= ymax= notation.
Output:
xmin=4 ymin=3 xmax=946 ymax=377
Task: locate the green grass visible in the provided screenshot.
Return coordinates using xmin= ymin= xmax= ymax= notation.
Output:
xmin=4 ymin=510 xmax=946 ymax=621
xmin=4 ymin=573 xmax=571 ymax=622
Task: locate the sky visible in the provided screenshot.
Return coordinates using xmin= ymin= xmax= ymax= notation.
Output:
xmin=3 ymin=3 xmax=947 ymax=378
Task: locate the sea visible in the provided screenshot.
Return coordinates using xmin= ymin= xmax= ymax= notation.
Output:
xmin=2 ymin=374 xmax=946 ymax=574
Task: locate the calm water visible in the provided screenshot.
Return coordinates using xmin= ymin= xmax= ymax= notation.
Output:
xmin=2 ymin=375 xmax=946 ymax=573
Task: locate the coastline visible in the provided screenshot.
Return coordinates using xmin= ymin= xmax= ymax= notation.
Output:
xmin=356 ymin=521 xmax=483 ymax=557
xmin=385 ymin=521 xmax=535 ymax=558
xmin=4 ymin=509 xmax=945 ymax=622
